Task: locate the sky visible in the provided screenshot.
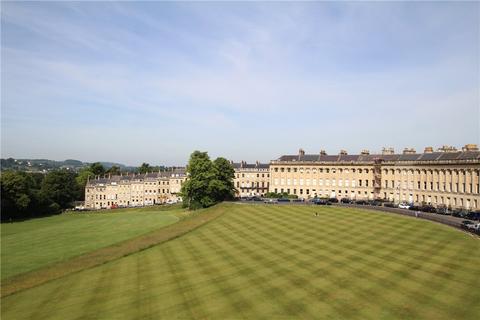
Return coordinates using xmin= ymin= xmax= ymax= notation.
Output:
xmin=1 ymin=1 xmax=479 ymax=166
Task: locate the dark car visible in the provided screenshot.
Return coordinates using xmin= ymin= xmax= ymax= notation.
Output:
xmin=329 ymin=198 xmax=339 ymax=203
xmin=452 ymin=210 xmax=469 ymax=218
xmin=408 ymin=205 xmax=421 ymax=211
xmin=315 ymin=199 xmax=331 ymax=205
xmin=461 ymin=220 xmax=475 ymax=227
xmin=340 ymin=198 xmax=351 ymax=204
xmin=466 ymin=211 xmax=480 ymax=221
xmin=251 ymin=196 xmax=263 ymax=202
xmin=435 ymin=206 xmax=448 ymax=215
xmin=277 ymin=198 xmax=290 ymax=203
xmin=384 ymin=202 xmax=396 ymax=208
xmin=367 ymin=200 xmax=382 ymax=206
xmin=354 ymin=200 xmax=367 ymax=205
xmin=291 ymin=198 xmax=304 ymax=203
xmin=420 ymin=205 xmax=436 ymax=213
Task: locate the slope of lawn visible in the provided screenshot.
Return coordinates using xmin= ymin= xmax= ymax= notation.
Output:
xmin=1 ymin=206 xmax=183 ymax=280
xmin=2 ymin=203 xmax=480 ymax=320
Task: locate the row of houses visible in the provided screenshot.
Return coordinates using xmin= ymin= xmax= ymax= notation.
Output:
xmin=85 ymin=144 xmax=480 ymax=210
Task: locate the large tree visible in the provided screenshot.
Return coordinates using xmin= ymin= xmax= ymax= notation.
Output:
xmin=106 ymin=165 xmax=121 ymax=175
xmin=89 ymin=162 xmax=106 ymax=176
xmin=211 ymin=157 xmax=236 ymax=201
xmin=41 ymin=170 xmax=79 ymax=209
xmin=181 ymin=151 xmax=235 ymax=209
xmin=0 ymin=171 xmax=34 ymax=220
xmin=138 ymin=163 xmax=151 ymax=174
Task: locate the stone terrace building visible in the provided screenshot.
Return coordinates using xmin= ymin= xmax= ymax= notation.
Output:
xmin=85 ymin=168 xmax=186 ymax=209
xmin=232 ymin=161 xmax=270 ymax=198
xmin=269 ymin=144 xmax=480 ymax=210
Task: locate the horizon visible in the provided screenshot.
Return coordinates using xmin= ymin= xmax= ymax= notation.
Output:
xmin=2 ymin=1 xmax=479 ymax=166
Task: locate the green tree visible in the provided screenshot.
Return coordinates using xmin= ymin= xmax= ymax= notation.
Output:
xmin=0 ymin=171 xmax=33 ymax=220
xmin=138 ymin=163 xmax=151 ymax=174
xmin=89 ymin=162 xmax=105 ymax=176
xmin=181 ymin=151 xmax=235 ymax=210
xmin=106 ymin=165 xmax=121 ymax=175
xmin=41 ymin=170 xmax=79 ymax=209
xmin=76 ymin=168 xmax=94 ymax=200
xmin=211 ymin=157 xmax=236 ymax=201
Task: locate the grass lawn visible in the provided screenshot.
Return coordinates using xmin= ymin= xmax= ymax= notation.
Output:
xmin=2 ymin=203 xmax=480 ymax=319
xmin=1 ymin=205 xmax=183 ymax=280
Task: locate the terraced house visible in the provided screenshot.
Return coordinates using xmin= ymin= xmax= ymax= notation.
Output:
xmin=231 ymin=161 xmax=270 ymax=198
xmin=270 ymin=144 xmax=480 ymax=210
xmin=85 ymin=144 xmax=479 ymax=211
xmin=85 ymin=168 xmax=186 ymax=209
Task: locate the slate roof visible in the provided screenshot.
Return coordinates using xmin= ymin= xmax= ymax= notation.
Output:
xmin=275 ymin=151 xmax=480 ymax=163
xmin=87 ymin=168 xmax=186 ymax=186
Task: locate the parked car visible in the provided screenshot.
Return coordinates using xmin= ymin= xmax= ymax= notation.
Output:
xmin=329 ymin=198 xmax=339 ymax=203
xmin=420 ymin=205 xmax=436 ymax=213
xmin=467 ymin=222 xmax=480 ymax=231
xmin=291 ymin=198 xmax=304 ymax=203
xmin=367 ymin=200 xmax=383 ymax=206
xmin=354 ymin=200 xmax=367 ymax=205
xmin=452 ymin=210 xmax=470 ymax=218
xmin=383 ymin=202 xmax=396 ymax=208
xmin=277 ymin=198 xmax=290 ymax=203
xmin=461 ymin=220 xmax=474 ymax=226
xmin=264 ymin=198 xmax=278 ymax=204
xmin=435 ymin=206 xmax=448 ymax=215
xmin=398 ymin=203 xmax=411 ymax=209
xmin=466 ymin=211 xmax=480 ymax=221
xmin=340 ymin=198 xmax=351 ymax=204
xmin=314 ymin=199 xmax=331 ymax=205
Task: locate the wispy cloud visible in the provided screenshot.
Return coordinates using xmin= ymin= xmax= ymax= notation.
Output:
xmin=1 ymin=1 xmax=478 ymax=165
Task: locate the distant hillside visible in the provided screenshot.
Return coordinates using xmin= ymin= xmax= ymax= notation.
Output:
xmin=0 ymin=158 xmax=132 ymax=172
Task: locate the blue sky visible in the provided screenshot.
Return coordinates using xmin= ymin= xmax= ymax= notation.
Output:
xmin=1 ymin=1 xmax=479 ymax=166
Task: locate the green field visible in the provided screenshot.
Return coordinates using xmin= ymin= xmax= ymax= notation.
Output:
xmin=2 ymin=204 xmax=480 ymax=319
xmin=1 ymin=206 xmax=182 ymax=279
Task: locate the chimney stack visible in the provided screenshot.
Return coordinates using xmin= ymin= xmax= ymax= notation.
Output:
xmin=382 ymin=147 xmax=394 ymax=155
xmin=462 ymin=144 xmax=479 ymax=152
xmin=424 ymin=146 xmax=434 ymax=153
xmin=339 ymin=150 xmax=348 ymax=155
xmin=320 ymin=150 xmax=327 ymax=156
xmin=361 ymin=149 xmax=370 ymax=155
xmin=403 ymin=148 xmax=416 ymax=155
xmin=437 ymin=145 xmax=457 ymax=153
xmin=298 ymin=148 xmax=305 ymax=156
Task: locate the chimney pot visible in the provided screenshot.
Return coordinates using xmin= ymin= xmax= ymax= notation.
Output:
xmin=361 ymin=149 xmax=370 ymax=155
xmin=462 ymin=144 xmax=479 ymax=152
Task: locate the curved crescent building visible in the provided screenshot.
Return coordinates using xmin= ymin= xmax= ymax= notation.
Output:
xmin=269 ymin=144 xmax=480 ymax=210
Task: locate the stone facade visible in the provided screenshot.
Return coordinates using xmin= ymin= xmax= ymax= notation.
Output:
xmin=85 ymin=168 xmax=186 ymax=209
xmin=232 ymin=161 xmax=270 ymax=197
xmin=85 ymin=144 xmax=479 ymax=211
xmin=269 ymin=145 xmax=480 ymax=210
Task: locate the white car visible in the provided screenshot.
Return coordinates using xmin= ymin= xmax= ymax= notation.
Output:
xmin=467 ymin=223 xmax=480 ymax=231
xmin=398 ymin=203 xmax=411 ymax=209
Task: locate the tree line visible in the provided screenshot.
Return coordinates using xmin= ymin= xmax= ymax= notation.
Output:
xmin=0 ymin=162 xmax=172 ymax=221
xmin=1 ymin=151 xmax=237 ymax=221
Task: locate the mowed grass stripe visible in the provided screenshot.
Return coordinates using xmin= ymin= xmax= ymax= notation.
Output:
xmin=1 ymin=208 xmax=181 ymax=280
xmin=1 ymin=204 xmax=228 ymax=298
xmin=2 ymin=204 xmax=479 ymax=320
